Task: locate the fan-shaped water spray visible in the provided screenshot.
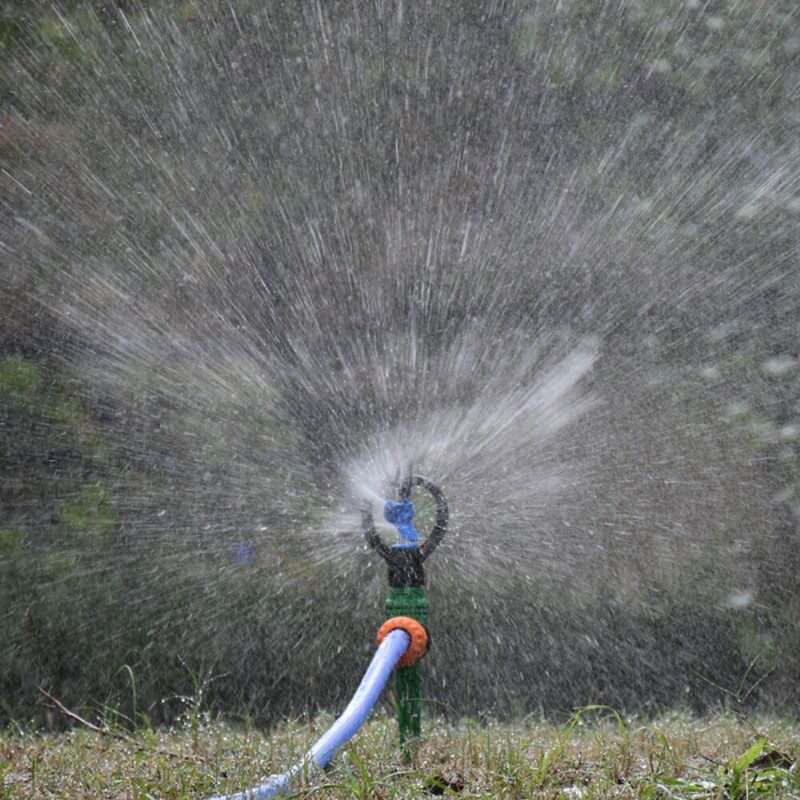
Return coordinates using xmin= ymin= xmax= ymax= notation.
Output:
xmin=2 ymin=1 xmax=799 ymax=726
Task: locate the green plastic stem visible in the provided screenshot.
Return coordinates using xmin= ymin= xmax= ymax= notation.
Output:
xmin=385 ymin=586 xmax=429 ymax=747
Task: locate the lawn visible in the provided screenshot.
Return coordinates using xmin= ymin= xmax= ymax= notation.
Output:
xmin=1 ymin=711 xmax=798 ymax=798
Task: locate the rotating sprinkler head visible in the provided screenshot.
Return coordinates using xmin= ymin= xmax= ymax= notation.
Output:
xmin=383 ymin=497 xmax=419 ymax=546
xmin=362 ymin=474 xmax=449 ymax=588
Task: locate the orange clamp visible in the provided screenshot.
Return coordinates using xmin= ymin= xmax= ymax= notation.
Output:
xmin=376 ymin=616 xmax=430 ymax=668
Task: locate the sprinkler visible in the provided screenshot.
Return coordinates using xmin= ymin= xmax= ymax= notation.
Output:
xmin=362 ymin=475 xmax=449 ymax=746
xmin=206 ymin=477 xmax=447 ymax=798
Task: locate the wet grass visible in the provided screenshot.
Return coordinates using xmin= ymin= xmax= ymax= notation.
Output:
xmin=1 ymin=711 xmax=798 ymax=799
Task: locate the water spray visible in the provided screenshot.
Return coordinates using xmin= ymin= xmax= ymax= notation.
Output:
xmin=208 ymin=476 xmax=447 ymax=798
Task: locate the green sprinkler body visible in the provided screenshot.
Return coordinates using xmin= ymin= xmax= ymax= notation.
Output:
xmin=362 ymin=476 xmax=448 ymax=747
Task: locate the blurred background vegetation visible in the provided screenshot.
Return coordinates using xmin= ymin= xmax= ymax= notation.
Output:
xmin=1 ymin=0 xmax=799 ymax=729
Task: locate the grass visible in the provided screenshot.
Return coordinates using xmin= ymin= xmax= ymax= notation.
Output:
xmin=1 ymin=711 xmax=798 ymax=799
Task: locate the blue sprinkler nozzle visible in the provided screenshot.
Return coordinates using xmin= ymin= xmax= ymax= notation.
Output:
xmin=383 ymin=497 xmax=419 ymax=546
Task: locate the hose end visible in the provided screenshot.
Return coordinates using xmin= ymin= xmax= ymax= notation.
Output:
xmin=376 ymin=616 xmax=430 ymax=668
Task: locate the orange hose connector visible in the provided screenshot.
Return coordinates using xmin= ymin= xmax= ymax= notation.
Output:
xmin=376 ymin=616 xmax=430 ymax=668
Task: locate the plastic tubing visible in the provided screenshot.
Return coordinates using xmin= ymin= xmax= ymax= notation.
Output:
xmin=208 ymin=628 xmax=411 ymax=800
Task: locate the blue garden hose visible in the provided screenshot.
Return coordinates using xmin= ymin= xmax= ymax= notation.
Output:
xmin=208 ymin=628 xmax=411 ymax=799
